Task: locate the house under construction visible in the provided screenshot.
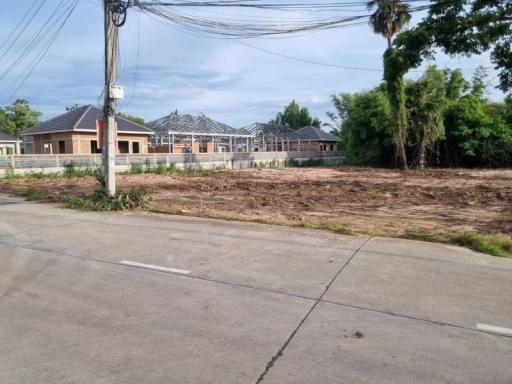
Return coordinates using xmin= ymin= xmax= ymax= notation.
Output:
xmin=147 ymin=112 xmax=339 ymax=154
xmin=148 ymin=112 xmax=254 ymax=153
xmin=245 ymin=123 xmax=338 ymax=152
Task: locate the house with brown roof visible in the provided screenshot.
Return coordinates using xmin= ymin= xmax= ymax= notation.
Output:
xmin=22 ymin=105 xmax=153 ymax=155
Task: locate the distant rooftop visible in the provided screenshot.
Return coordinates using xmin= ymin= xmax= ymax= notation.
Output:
xmin=148 ymin=112 xmax=253 ymax=136
xmin=0 ymin=131 xmax=18 ymax=141
xmin=295 ymin=125 xmax=338 ymax=142
xmin=23 ymin=105 xmax=153 ymax=135
xmin=245 ymin=123 xmax=338 ymax=141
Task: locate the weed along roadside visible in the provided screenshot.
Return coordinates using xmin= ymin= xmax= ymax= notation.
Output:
xmin=1 ymin=165 xmax=511 ymax=258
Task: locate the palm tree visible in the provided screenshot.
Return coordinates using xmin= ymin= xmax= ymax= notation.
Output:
xmin=367 ymin=0 xmax=412 ymax=48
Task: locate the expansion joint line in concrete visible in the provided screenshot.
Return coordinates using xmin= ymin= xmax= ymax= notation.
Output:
xmin=253 ymin=236 xmax=373 ymax=384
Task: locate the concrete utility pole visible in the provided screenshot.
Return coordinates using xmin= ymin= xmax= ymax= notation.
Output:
xmin=103 ymin=0 xmax=121 ymax=196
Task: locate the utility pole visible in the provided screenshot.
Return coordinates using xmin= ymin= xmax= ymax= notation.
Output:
xmin=103 ymin=0 xmax=118 ymax=196
xmin=103 ymin=0 xmax=130 ymax=196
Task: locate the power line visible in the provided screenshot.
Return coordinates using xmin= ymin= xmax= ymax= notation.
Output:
xmin=0 ymin=0 xmax=71 ymax=83
xmin=233 ymin=39 xmax=491 ymax=73
xmin=1 ymin=0 xmax=80 ymax=103
xmin=131 ymin=0 xmax=441 ymax=39
xmin=125 ymin=12 xmax=142 ymax=105
xmin=233 ymin=39 xmax=383 ymax=71
xmin=0 ymin=0 xmax=41 ymax=52
xmin=0 ymin=0 xmax=47 ymax=65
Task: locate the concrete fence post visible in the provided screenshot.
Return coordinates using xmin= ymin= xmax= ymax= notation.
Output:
xmin=56 ymin=155 xmax=60 ymax=168
xmin=10 ymin=155 xmax=15 ymax=170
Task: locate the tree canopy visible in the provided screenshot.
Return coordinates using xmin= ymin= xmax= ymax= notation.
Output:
xmin=117 ymin=112 xmax=145 ymax=126
xmin=395 ymin=0 xmax=512 ymax=93
xmin=270 ymin=100 xmax=321 ymax=129
xmin=0 ymin=99 xmax=41 ymax=139
xmin=329 ymin=66 xmax=512 ymax=168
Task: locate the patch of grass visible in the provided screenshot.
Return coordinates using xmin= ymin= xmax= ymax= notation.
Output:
xmin=292 ymin=220 xmax=353 ymax=235
xmin=21 ymin=187 xmax=44 ymax=201
xmin=449 ymin=232 xmax=512 ymax=258
xmin=66 ymin=187 xmax=150 ymax=211
xmin=63 ymin=161 xmax=96 ymax=178
xmin=129 ymin=162 xmax=145 ymax=174
xmin=127 ymin=161 xmax=212 ymax=176
xmin=404 ymin=229 xmax=512 ymax=258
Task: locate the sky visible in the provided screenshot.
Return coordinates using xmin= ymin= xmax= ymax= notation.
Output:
xmin=0 ymin=0 xmax=504 ymax=128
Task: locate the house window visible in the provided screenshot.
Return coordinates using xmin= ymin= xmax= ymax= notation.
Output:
xmin=90 ymin=140 xmax=102 ymax=154
xmin=43 ymin=142 xmax=52 ymax=154
xmin=118 ymin=141 xmax=129 ymax=154
xmin=58 ymin=140 xmax=66 ymax=154
xmin=132 ymin=142 xmax=140 ymax=154
xmin=330 ymin=144 xmax=334 ymax=151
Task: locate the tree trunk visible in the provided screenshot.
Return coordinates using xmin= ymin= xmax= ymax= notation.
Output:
xmin=418 ymin=134 xmax=427 ymax=170
xmin=387 ymin=35 xmax=392 ymax=49
xmin=396 ymin=134 xmax=408 ymax=171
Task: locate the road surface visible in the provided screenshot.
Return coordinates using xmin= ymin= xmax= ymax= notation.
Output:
xmin=0 ymin=194 xmax=511 ymax=383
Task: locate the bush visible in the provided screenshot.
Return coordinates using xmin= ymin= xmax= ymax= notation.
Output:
xmin=66 ymin=187 xmax=150 ymax=211
xmin=21 ymin=187 xmax=43 ymax=201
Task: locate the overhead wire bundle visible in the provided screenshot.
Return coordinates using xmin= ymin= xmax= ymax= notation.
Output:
xmin=0 ymin=0 xmax=461 ymax=102
xmin=132 ymin=0 xmax=436 ymax=38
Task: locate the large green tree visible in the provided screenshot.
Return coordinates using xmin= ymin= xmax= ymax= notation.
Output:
xmin=331 ymin=90 xmax=394 ymax=166
xmin=395 ymin=0 xmax=512 ymax=93
xmin=406 ymin=66 xmax=447 ymax=169
xmin=368 ymin=0 xmax=411 ymax=169
xmin=383 ymin=48 xmax=409 ymax=169
xmin=329 ymin=67 xmax=512 ymax=169
xmin=443 ymin=94 xmax=512 ymax=167
xmin=0 ymin=107 xmax=15 ymax=135
xmin=4 ymin=99 xmax=41 ymax=139
xmin=270 ymin=100 xmax=321 ymax=129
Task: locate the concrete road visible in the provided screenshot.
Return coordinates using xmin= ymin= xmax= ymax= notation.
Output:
xmin=0 ymin=194 xmax=511 ymax=384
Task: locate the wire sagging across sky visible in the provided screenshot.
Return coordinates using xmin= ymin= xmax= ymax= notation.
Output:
xmin=0 ymin=0 xmax=80 ymax=103
xmin=132 ymin=0 xmax=437 ymax=38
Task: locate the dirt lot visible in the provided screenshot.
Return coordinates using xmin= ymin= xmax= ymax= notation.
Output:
xmin=2 ymin=167 xmax=511 ymax=236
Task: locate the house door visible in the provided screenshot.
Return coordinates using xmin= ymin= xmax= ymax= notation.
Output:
xmin=58 ymin=140 xmax=66 ymax=154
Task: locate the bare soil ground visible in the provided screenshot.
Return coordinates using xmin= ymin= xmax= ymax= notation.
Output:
xmin=2 ymin=167 xmax=511 ymax=236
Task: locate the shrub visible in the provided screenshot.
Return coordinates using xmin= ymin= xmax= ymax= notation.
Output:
xmin=21 ymin=187 xmax=43 ymax=201
xmin=66 ymin=187 xmax=150 ymax=211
